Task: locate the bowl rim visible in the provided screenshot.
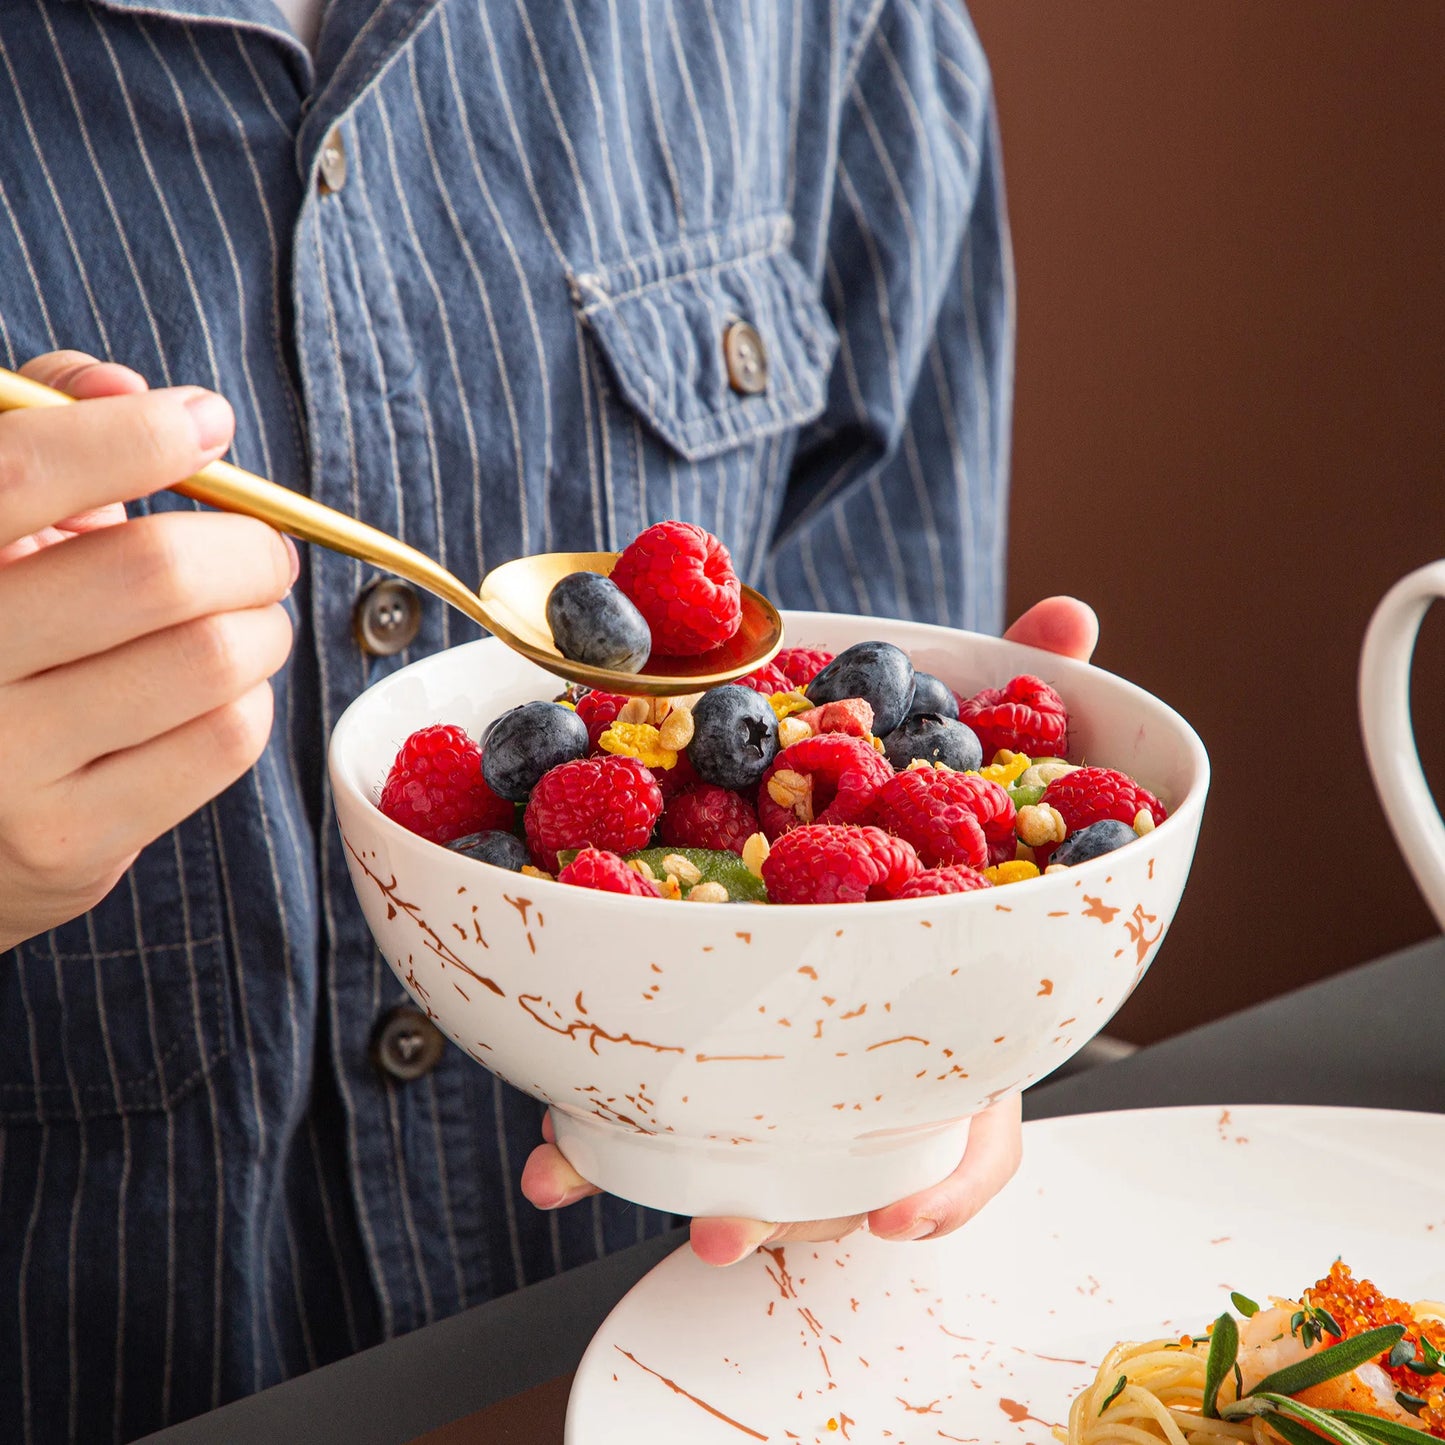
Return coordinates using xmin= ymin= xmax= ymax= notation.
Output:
xmin=328 ymin=611 xmax=1210 ymax=915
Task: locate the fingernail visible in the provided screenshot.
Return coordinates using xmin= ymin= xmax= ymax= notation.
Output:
xmin=183 ymin=390 xmax=234 ymax=453
xmin=536 ymin=1183 xmax=591 ymax=1211
xmin=879 ymin=1216 xmax=937 ymax=1242
xmin=282 ymin=534 xmax=300 ymax=585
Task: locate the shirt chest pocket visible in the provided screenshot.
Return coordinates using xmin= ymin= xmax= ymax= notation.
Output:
xmin=0 ymin=816 xmax=233 ymax=1125
xmin=570 ymin=215 xmax=838 ymax=546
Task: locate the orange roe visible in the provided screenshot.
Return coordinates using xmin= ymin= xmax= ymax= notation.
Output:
xmin=1304 ymin=1261 xmax=1445 ymax=1438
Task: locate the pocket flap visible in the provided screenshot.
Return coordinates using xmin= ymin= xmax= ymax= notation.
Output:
xmin=571 ymin=215 xmax=837 ymax=462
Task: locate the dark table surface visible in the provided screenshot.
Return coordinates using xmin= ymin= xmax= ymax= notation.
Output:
xmin=142 ymin=934 xmax=1445 ymax=1445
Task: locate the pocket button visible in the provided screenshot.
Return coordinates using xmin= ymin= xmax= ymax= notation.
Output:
xmin=723 ymin=320 xmax=769 ymax=395
xmin=371 ymin=1006 xmax=446 ymax=1083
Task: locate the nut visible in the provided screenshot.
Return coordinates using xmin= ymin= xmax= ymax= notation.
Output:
xmin=1133 ymin=808 xmax=1156 ymax=837
xmin=521 ymin=865 xmax=553 ymax=881
xmin=766 ymin=768 xmax=814 ymax=823
xmin=1014 ymin=842 xmax=1037 ymax=866
xmin=1044 ymin=863 xmax=1070 ymax=875
xmin=906 ymin=759 xmax=933 ymax=772
xmin=660 ymin=853 xmax=702 ymax=886
xmin=628 ymin=858 xmax=657 ymax=881
xmin=618 ymin=697 xmax=651 ymax=726
xmin=777 ymin=716 xmax=812 ymax=749
xmin=660 ymin=875 xmax=683 ymax=900
xmin=646 ymin=695 xmax=673 ymax=726
xmin=658 ymin=707 xmax=695 ymax=751
xmin=687 ymin=881 xmax=729 ymax=903
xmin=1016 ymin=759 xmax=1079 ymax=791
xmin=1016 ymin=803 xmax=1067 ymax=849
xmin=741 ymin=831 xmax=771 ymax=878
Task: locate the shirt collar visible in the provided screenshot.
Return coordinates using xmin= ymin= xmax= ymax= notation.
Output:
xmin=70 ymin=0 xmax=445 ymax=174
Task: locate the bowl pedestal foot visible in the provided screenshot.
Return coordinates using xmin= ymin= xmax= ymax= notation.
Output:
xmin=550 ymin=1109 xmax=975 ymax=1221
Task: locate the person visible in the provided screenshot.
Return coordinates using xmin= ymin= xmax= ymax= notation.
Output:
xmin=0 ymin=2 xmax=1098 ymax=1440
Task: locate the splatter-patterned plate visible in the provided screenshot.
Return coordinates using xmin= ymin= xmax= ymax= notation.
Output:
xmin=566 ymin=1105 xmax=1445 ymax=1444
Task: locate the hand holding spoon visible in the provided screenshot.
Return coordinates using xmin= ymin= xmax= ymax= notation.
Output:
xmin=0 ymin=366 xmax=783 ymax=696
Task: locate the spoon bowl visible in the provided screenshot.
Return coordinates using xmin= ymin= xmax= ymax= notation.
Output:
xmin=477 ymin=551 xmax=782 ymax=693
xmin=0 ymin=366 xmax=785 ymax=695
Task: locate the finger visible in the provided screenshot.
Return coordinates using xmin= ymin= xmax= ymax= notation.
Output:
xmin=867 ymin=1094 xmax=1023 ymax=1242
xmin=0 ymin=510 xmax=295 ymax=684
xmin=1003 ymin=596 xmax=1099 ymax=663
xmin=519 ymin=1141 xmax=601 ymax=1211
xmin=11 ymin=603 xmax=294 ymax=783
xmin=19 ymin=350 xmax=150 ymax=400
xmin=689 ymin=1212 xmax=867 ymax=1268
xmin=0 ymin=385 xmax=234 ymax=546
xmin=53 ymin=681 xmax=277 ymax=871
xmin=0 ymin=504 xmax=130 ymax=567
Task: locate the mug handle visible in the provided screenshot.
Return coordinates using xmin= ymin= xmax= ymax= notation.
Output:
xmin=1359 ymin=559 xmax=1445 ymax=933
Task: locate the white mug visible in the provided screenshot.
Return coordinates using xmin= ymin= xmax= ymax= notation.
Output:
xmin=1360 ymin=560 xmax=1445 ymax=933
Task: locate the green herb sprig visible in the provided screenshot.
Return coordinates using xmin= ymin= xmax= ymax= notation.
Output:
xmin=1097 ymin=1375 xmax=1127 ymax=1415
xmin=1198 ymin=1294 xmax=1409 ymax=1443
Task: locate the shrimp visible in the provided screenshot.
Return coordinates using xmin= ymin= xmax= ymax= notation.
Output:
xmin=1236 ymin=1305 xmax=1425 ymax=1430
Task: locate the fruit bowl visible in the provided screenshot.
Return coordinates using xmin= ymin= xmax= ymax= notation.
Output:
xmin=328 ymin=613 xmax=1209 ymax=1220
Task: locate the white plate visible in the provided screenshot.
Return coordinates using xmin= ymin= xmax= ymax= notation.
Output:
xmin=566 ymin=1105 xmax=1445 ymax=1444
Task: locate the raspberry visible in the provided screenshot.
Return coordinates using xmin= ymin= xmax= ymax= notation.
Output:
xmin=956 ymin=674 xmax=1069 ymax=760
xmin=524 ymin=755 xmax=663 ymax=872
xmin=734 ymin=662 xmax=795 ymax=696
xmin=655 ymin=748 xmax=700 ymax=800
xmin=658 ymin=783 xmax=759 ymax=856
xmin=609 ymin=520 xmax=741 ymax=657
xmin=378 ymin=724 xmax=514 ymax=845
xmin=558 ymin=847 xmax=663 ymax=898
xmin=1036 ymin=766 xmax=1166 ymax=868
xmin=870 ymin=768 xmax=1015 ymax=870
xmin=761 ymin=824 xmax=920 ymax=904
xmin=893 ymin=864 xmax=993 ymax=898
xmin=796 ymin=698 xmax=874 ymax=739
xmin=774 ymin=646 xmax=834 ymax=688
xmin=756 ymin=734 xmax=894 ymax=840
xmin=574 ymin=690 xmax=630 ymax=749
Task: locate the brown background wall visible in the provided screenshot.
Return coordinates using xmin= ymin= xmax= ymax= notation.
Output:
xmin=967 ymin=2 xmax=1445 ymax=1043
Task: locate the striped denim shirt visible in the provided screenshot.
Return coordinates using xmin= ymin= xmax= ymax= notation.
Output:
xmin=0 ymin=0 xmax=1011 ymax=1439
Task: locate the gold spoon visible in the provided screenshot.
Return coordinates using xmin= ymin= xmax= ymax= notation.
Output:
xmin=0 ymin=367 xmax=784 ymax=696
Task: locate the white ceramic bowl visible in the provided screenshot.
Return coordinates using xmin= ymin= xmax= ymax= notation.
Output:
xmin=328 ymin=613 xmax=1209 ymax=1220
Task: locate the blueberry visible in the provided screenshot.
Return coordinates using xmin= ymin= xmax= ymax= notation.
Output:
xmin=688 ymin=685 xmax=779 ymax=791
xmin=545 ymin=571 xmax=651 ymax=673
xmin=481 ymin=701 xmax=589 ymax=802
xmin=445 ymin=830 xmax=530 ymax=872
xmin=906 ymin=672 xmax=959 ymax=720
xmin=805 ymin=641 xmax=915 ymax=735
xmin=882 ymin=715 xmax=982 ymax=772
xmin=1051 ymin=818 xmax=1137 ymax=867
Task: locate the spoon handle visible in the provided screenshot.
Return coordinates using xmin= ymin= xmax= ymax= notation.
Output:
xmin=0 ymin=366 xmax=490 ymax=630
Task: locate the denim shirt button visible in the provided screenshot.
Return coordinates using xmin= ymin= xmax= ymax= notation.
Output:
xmin=353 ymin=577 xmax=422 ymax=656
xmin=723 ymin=319 xmax=768 ymax=395
xmin=318 ymin=128 xmax=347 ymax=193
xmin=370 ymin=1006 xmax=445 ymax=1083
